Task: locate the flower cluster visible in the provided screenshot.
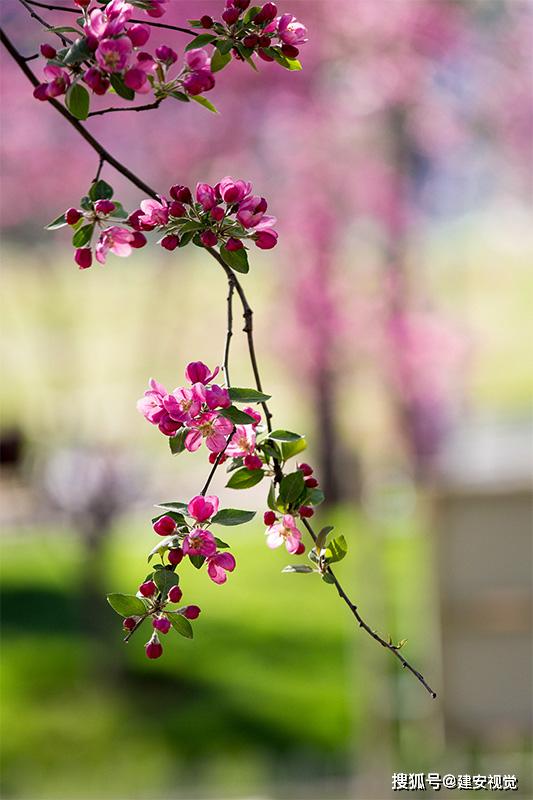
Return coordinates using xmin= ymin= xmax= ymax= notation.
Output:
xmin=33 ymin=0 xmax=215 ymax=116
xmin=129 ymin=177 xmax=279 ymax=258
xmin=189 ymin=2 xmax=308 ymax=70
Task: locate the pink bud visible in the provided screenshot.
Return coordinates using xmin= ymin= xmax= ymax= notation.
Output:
xmin=83 ymin=67 xmax=110 ymax=95
xmin=225 ymin=237 xmax=243 ymax=251
xmin=33 ymin=83 xmax=50 ymax=101
xmin=169 ymin=200 xmax=186 ymax=217
xmin=209 ymin=452 xmax=227 ymax=464
xmin=160 ymin=234 xmax=179 ymax=251
xmin=256 ymin=2 xmax=277 ymax=23
xmin=183 ymin=605 xmax=201 ymax=619
xmin=234 ymin=0 xmax=250 ymax=8
xmin=244 ymin=454 xmax=262 ymax=470
xmin=94 ymin=199 xmax=115 ymax=215
xmin=168 ymin=585 xmax=183 ymax=603
xmin=264 ymin=511 xmax=276 ymax=526
xmin=139 ymin=580 xmax=157 ymax=597
xmin=257 ymin=49 xmax=274 ymax=62
xmin=222 ymin=7 xmax=240 ymax=24
xmin=201 ymin=15 xmax=214 ymax=28
xmin=130 ymin=232 xmax=147 ymax=248
xmin=155 ymin=45 xmax=177 ymax=64
xmin=127 ymin=23 xmax=150 ymax=47
xmin=74 ymin=0 xmax=90 ymax=6
xmin=168 ymin=547 xmax=184 ymax=566
xmin=66 ymin=207 xmax=81 ymax=225
xmin=124 ymin=67 xmax=148 ymax=92
xmin=295 ymin=542 xmax=306 ymax=555
xmin=281 ymin=44 xmax=299 ymax=59
xmin=243 ymin=35 xmax=259 ymax=48
xmin=145 ymin=635 xmax=163 ymax=659
xmin=40 ymin=43 xmax=57 ymax=59
xmin=170 ymin=185 xmax=192 ymax=204
xmin=123 ymin=616 xmax=137 ymax=630
xmin=152 ymin=616 xmax=171 ymax=634
xmin=211 ymin=206 xmax=225 ymax=222
xmin=299 ymin=505 xmax=314 ymax=518
xmin=255 ymin=230 xmax=278 ymax=249
xmin=200 ymin=230 xmax=218 ymax=247
xmin=297 ymin=462 xmax=313 ymax=476
xmin=258 ymin=35 xmax=271 ymax=47
xmin=305 ymin=477 xmax=319 ymax=488
xmin=153 ymin=515 xmax=177 ymax=536
xmin=74 ymin=248 xmax=92 ymax=269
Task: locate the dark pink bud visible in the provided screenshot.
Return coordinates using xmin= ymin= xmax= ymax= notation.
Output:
xmin=124 ymin=67 xmax=148 ymax=92
xmin=74 ymin=0 xmax=90 ymax=6
xmin=257 ymin=49 xmax=274 ymax=62
xmin=234 ymin=0 xmax=250 ymax=8
xmin=127 ymin=23 xmax=150 ymax=47
xmin=299 ymin=505 xmax=314 ymax=518
xmin=128 ymin=210 xmax=144 ymax=231
xmin=200 ymin=15 xmax=214 ymax=28
xmin=297 ymin=462 xmax=313 ymax=476
xmin=200 ymin=230 xmax=218 ymax=247
xmin=33 ymin=83 xmax=50 ymax=101
xmin=295 ymin=542 xmax=306 ymax=555
xmin=155 ymin=45 xmax=177 ymax=64
xmin=83 ymin=67 xmax=109 ymax=95
xmin=168 ymin=547 xmax=184 ymax=566
xmin=130 ymin=232 xmax=147 ymax=249
xmin=153 ymin=515 xmax=176 ymax=536
xmin=263 ymin=510 xmax=276 ymax=526
xmin=85 ymin=33 xmax=99 ymax=51
xmin=210 ymin=206 xmax=225 ymax=222
xmin=152 ymin=616 xmax=171 ymax=634
xmin=66 ymin=207 xmax=81 ymax=225
xmin=94 ymin=199 xmax=115 ymax=215
xmin=168 ymin=585 xmax=183 ymax=603
xmin=209 ymin=452 xmax=227 ymax=464
xmin=40 ymin=43 xmax=57 ymax=59
xmin=74 ymin=248 xmax=92 ymax=269
xmin=123 ymin=616 xmax=137 ymax=631
xmin=244 ymin=454 xmax=262 ymax=470
xmin=281 ymin=44 xmax=299 ymax=59
xmin=183 ymin=69 xmax=215 ymax=96
xmin=256 ymin=2 xmax=277 ymax=23
xmin=139 ymin=580 xmax=157 ymax=597
xmin=170 ymin=185 xmax=192 ymax=204
xmin=183 ymin=605 xmax=201 ymax=619
xmin=258 ymin=35 xmax=271 ymax=47
xmin=226 ymin=237 xmax=243 ymax=251
xmin=305 ymin=477 xmax=319 ymax=488
xmin=222 ymin=7 xmax=240 ymax=24
xmin=145 ymin=635 xmax=163 ymax=659
xmin=255 ymin=230 xmax=278 ymax=249
xmin=160 ymin=234 xmax=179 ymax=251
xmin=169 ymin=200 xmax=186 ymax=217
xmin=243 ymin=35 xmax=259 ymax=48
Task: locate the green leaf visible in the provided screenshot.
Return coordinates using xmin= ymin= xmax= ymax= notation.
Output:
xmin=211 ymin=508 xmax=255 ymax=526
xmin=169 ymin=90 xmax=189 ymax=102
xmin=189 ymin=554 xmax=206 ymax=569
xmin=214 ymin=537 xmax=230 ymax=549
xmin=169 ymin=428 xmax=188 ymax=454
xmin=71 ymin=223 xmax=94 ymax=247
xmin=151 ymin=511 xmax=187 ymax=528
xmin=80 ymin=195 xmax=92 ymax=211
xmin=267 ymin=481 xmax=278 ymax=512
xmin=216 ymin=38 xmax=233 ymax=55
xmin=109 ymin=73 xmax=135 ymax=100
xmin=269 ymin=430 xmax=304 ymax=442
xmin=65 ymin=82 xmax=90 ymax=120
xmin=324 ymin=535 xmax=348 ymax=564
xmin=219 ymin=405 xmax=257 ymax=424
xmin=63 ymin=37 xmax=91 ymax=66
xmin=281 ymin=436 xmax=307 ymax=461
xmin=185 ymin=33 xmax=217 ymax=51
xmin=228 ymin=387 xmax=270 ymax=404
xmin=89 ymin=180 xmax=113 ymax=201
xmin=279 ymin=471 xmax=306 ymax=507
xmin=211 ymin=48 xmax=232 ymax=73
xmin=106 ymin=593 xmax=147 ymax=617
xmin=285 ymin=58 xmax=302 ymax=71
xmin=315 ymin=526 xmax=334 ymax=551
xmin=282 ymin=565 xmax=314 ymax=574
xmin=178 ymin=230 xmax=196 ymax=248
xmin=322 ymin=572 xmax=335 ymax=584
xmin=244 ymin=5 xmax=262 ymax=23
xmin=147 ymin=536 xmax=174 ymax=561
xmin=156 ymin=501 xmax=188 ymax=514
xmin=49 ymin=25 xmax=82 ymax=34
xmin=190 ymin=95 xmax=218 ymax=114
xmin=153 ymin=568 xmax=179 ymax=597
xmin=226 ymin=467 xmax=265 ymax=490
xmin=219 ymin=244 xmax=249 ymax=274
xmin=45 ymin=212 xmax=68 ymax=231
xmin=110 ymin=201 xmax=128 ymax=219
xmin=187 ymin=18 xmax=204 ymax=27
xmin=166 ymin=612 xmax=193 ymax=638
xmin=306 ymin=487 xmax=325 ymax=506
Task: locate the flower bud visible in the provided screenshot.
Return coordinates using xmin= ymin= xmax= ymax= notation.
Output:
xmin=168 ymin=547 xmax=184 ymax=566
xmin=145 ymin=634 xmax=163 ymax=659
xmin=74 ymin=248 xmax=92 ymax=269
xmin=211 ymin=206 xmax=225 ymax=222
xmin=170 ymin=184 xmax=192 ymax=204
xmin=255 ymin=2 xmax=277 ymax=24
xmin=234 ymin=0 xmax=250 ymax=8
xmin=40 ymin=43 xmax=57 ymax=59
xmin=169 ymin=200 xmax=186 ymax=218
xmin=83 ymin=67 xmax=110 ymax=95
xmin=281 ymin=44 xmax=299 ymax=59
xmin=243 ymin=35 xmax=259 ymax=48
xmin=295 ymin=542 xmax=306 ymax=555
xmin=222 ymin=7 xmax=240 ymax=24
xmin=155 ymin=45 xmax=177 ymax=64
xmin=299 ymin=505 xmax=314 ymax=518
xmin=263 ymin=511 xmax=276 ymax=526
xmin=183 ymin=605 xmax=201 ymax=619
xmin=94 ymin=199 xmax=115 ymax=215
xmin=200 ymin=230 xmax=218 ymax=247
xmin=258 ymin=35 xmax=271 ymax=47
xmin=168 ymin=585 xmax=183 ymax=603
xmin=200 ymin=15 xmax=214 ymax=28
xmin=153 ymin=515 xmax=177 ymax=536
xmin=66 ymin=207 xmax=81 ymax=225
xmin=209 ymin=452 xmax=227 ymax=464
xmin=153 ymin=616 xmax=171 ymax=634
xmin=244 ymin=454 xmax=262 ymax=470
xmin=226 ymin=237 xmax=243 ymax=251
xmin=127 ymin=24 xmax=150 ymax=47
xmin=124 ymin=67 xmax=148 ymax=92
xmin=257 ymin=49 xmax=274 ymax=62
xmin=123 ymin=616 xmax=137 ymax=631
xmin=74 ymin=0 xmax=90 ymax=7
xmin=304 ymin=477 xmax=318 ymax=488
xmin=297 ymin=462 xmax=313 ymax=476
xmin=161 ymin=234 xmax=179 ymax=251
xmin=139 ymin=579 xmax=157 ymax=597
xmin=255 ymin=230 xmax=278 ymax=249
xmin=130 ymin=232 xmax=147 ymax=249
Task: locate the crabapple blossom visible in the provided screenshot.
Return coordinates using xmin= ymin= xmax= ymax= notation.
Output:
xmin=153 ymin=515 xmax=177 ymax=536
xmin=226 ymin=424 xmax=257 ymax=458
xmin=185 ymin=361 xmax=219 ymax=385
xmin=145 ymin=634 xmax=163 ymax=659
xmin=168 ymin=585 xmax=183 ymax=603
xmin=95 ymin=226 xmax=136 ymax=264
xmin=185 ymin=412 xmax=233 ymax=453
xmin=187 ymin=494 xmax=220 ymax=523
xmin=266 ymin=514 xmax=302 ymax=554
xmin=95 ymin=38 xmax=133 ymax=73
xmin=75 ymin=248 xmax=92 ymax=270
xmin=168 ymin=547 xmax=184 ymax=566
xmin=206 ymin=551 xmax=236 ymax=584
xmin=183 ymin=529 xmax=217 ymax=557
xmin=153 ymin=616 xmax=171 ymax=634
xmin=277 ymin=13 xmax=308 ymax=46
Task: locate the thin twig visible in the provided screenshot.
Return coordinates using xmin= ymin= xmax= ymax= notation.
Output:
xmin=223 ymin=275 xmax=235 ymax=386
xmin=3 ymin=27 xmax=437 ymax=697
xmin=87 ymin=100 xmax=162 ymax=118
xmin=93 ymin=155 xmax=104 ymax=183
xmin=17 ymin=0 xmax=72 ymax=45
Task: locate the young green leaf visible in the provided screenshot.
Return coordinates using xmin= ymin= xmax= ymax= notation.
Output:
xmin=89 ymin=180 xmax=114 ymax=201
xmin=211 ymin=508 xmax=256 ymax=526
xmin=166 ymin=612 xmax=193 ymax=638
xmin=324 ymin=535 xmax=348 ymax=564
xmin=156 ymin=501 xmax=188 ymax=514
xmin=306 ymin=487 xmax=325 ymax=506
xmin=109 ymin=73 xmax=135 ymax=100
xmin=211 ymin=48 xmax=232 ymax=73
xmin=45 ymin=212 xmax=68 ymax=231
xmin=153 ymin=568 xmax=179 ymax=597
xmin=281 ymin=436 xmax=307 ymax=460
xmin=219 ymin=244 xmax=249 ymax=273
xmin=315 ymin=526 xmax=334 ymax=551
xmin=219 ymin=405 xmax=257 ymax=424
xmin=226 ymin=467 xmax=265 ymax=489
xmin=278 ymin=470 xmax=306 ymax=507
xmin=107 ymin=593 xmax=147 ymax=617
xmin=215 ymin=38 xmax=233 ymax=55
xmin=189 ymin=554 xmax=206 ymax=569
xmin=269 ymin=430 xmax=304 ymax=442
xmin=63 ymin=37 xmax=91 ymax=66
xmin=169 ymin=428 xmax=188 ymax=454
xmin=282 ymin=565 xmax=314 ymax=574
xmin=185 ymin=33 xmax=217 ymax=51
xmin=71 ymin=223 xmax=94 ymax=247
xmin=190 ymin=95 xmax=218 ymax=113
xmin=228 ymin=387 xmax=271 ymax=403
xmin=65 ymin=82 xmax=90 ymax=120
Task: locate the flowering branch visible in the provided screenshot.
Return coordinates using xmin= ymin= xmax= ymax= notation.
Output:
xmin=3 ymin=9 xmax=436 ymax=697
xmin=86 ymin=99 xmax=161 ymax=116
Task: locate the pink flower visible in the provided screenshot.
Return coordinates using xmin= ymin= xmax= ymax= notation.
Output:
xmin=138 ymin=197 xmax=169 ymax=227
xmin=185 ymin=48 xmax=210 ymax=71
xmin=226 ymin=424 xmax=257 ymax=458
xmin=244 ymin=454 xmax=263 ymax=470
xmin=242 ymin=406 xmax=261 ymax=426
xmin=33 ymin=66 xmax=70 ymax=100
xmin=187 ymin=494 xmax=219 ymax=523
xmin=145 ymin=0 xmax=168 ymax=18
xmin=137 ymin=378 xmax=167 ymax=424
xmin=218 ymin=176 xmax=252 ymax=204
xmin=255 ymin=229 xmax=278 ymax=249
xmin=206 ymin=551 xmax=236 ymax=584
xmin=183 ymin=69 xmax=215 ymax=96
xmin=236 ymin=195 xmax=268 ymax=228
xmin=95 ymin=37 xmax=133 ymax=73
xmin=195 ymin=183 xmax=217 ymax=210
xmin=95 ymin=226 xmax=134 ymax=264
xmin=266 ymin=514 xmax=302 ymax=554
xmin=277 ymin=13 xmax=308 ymax=46
xmin=185 ymin=361 xmax=219 ymax=385
xmin=183 ymin=528 xmax=217 ymax=557
xmin=124 ymin=67 xmax=148 ymax=91
xmin=204 ymin=384 xmax=231 ymax=410
xmin=163 ymin=386 xmax=202 ymax=423
xmin=153 ymin=515 xmax=177 ymax=536
xmin=85 ymin=2 xmax=132 ymax=38
xmin=185 ymin=412 xmax=233 ymax=453
xmin=127 ymin=23 xmax=150 ymax=47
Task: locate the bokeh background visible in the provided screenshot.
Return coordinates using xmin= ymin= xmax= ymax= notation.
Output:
xmin=1 ymin=1 xmax=532 ymax=798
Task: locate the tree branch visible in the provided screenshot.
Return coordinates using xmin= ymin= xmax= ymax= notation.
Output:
xmin=87 ymin=100 xmax=162 ymax=118
xmin=17 ymin=0 xmax=72 ymax=45
xmin=3 ymin=26 xmax=437 ymax=697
